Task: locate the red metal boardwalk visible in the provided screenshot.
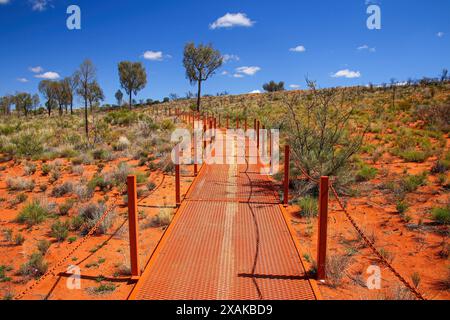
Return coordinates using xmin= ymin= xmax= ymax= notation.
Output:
xmin=129 ymin=160 xmax=320 ymax=300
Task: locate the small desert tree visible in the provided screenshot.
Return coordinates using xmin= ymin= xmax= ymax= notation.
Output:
xmin=115 ymin=89 xmax=123 ymax=107
xmin=263 ymin=81 xmax=285 ymax=92
xmin=441 ymin=69 xmax=448 ymax=83
xmin=0 ymin=95 xmax=13 ymax=116
xmin=87 ymin=81 xmax=104 ymax=109
xmin=183 ymin=43 xmax=223 ymax=112
xmin=38 ymin=80 xmax=56 ymax=116
xmin=13 ymin=92 xmax=33 ymax=117
xmin=118 ymin=61 xmax=147 ymax=109
xmin=284 ymin=80 xmax=367 ymax=194
xmin=62 ymin=76 xmax=78 ymax=114
xmin=75 ymin=59 xmax=97 ymax=140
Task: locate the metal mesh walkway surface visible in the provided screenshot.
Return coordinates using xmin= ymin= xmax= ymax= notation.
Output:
xmin=129 ymin=158 xmax=320 ymax=300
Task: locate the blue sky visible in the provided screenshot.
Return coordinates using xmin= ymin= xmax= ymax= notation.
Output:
xmin=0 ymin=0 xmax=449 ymax=105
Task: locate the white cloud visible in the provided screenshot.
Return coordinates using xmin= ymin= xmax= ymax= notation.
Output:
xmin=143 ymin=51 xmax=165 ymax=61
xmin=35 ymin=71 xmax=60 ymax=80
xmin=437 ymin=32 xmax=444 ymax=38
xmin=233 ymin=73 xmax=244 ymax=78
xmin=210 ymin=13 xmax=254 ymax=30
xmin=222 ymin=54 xmax=240 ymax=63
xmin=289 ymin=84 xmax=300 ymax=89
xmin=249 ymin=90 xmax=261 ymax=94
xmin=30 ymin=0 xmax=51 ymax=11
xmin=0 ymin=0 xmax=10 ymax=5
xmin=221 ymin=71 xmax=229 ymax=75
xmin=357 ymin=44 xmax=376 ymax=52
xmin=235 ymin=66 xmax=261 ymax=76
xmin=17 ymin=78 xmax=29 ymax=83
xmin=331 ymin=69 xmax=361 ymax=79
xmin=289 ymin=45 xmax=306 ymax=53
xmin=29 ymin=66 xmax=44 ymax=73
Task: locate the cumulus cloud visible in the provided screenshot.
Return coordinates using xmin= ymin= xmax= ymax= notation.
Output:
xmin=210 ymin=13 xmax=254 ymax=29
xmin=289 ymin=84 xmax=300 ymax=89
xmin=235 ymin=66 xmax=261 ymax=76
xmin=29 ymin=66 xmax=44 ymax=73
xmin=35 ymin=71 xmax=60 ymax=80
xmin=331 ymin=69 xmax=361 ymax=79
xmin=222 ymin=54 xmax=240 ymax=63
xmin=249 ymin=90 xmax=261 ymax=94
xmin=289 ymin=45 xmax=306 ymax=53
xmin=0 ymin=0 xmax=11 ymax=5
xmin=437 ymin=32 xmax=444 ymax=38
xmin=142 ymin=51 xmax=166 ymax=61
xmin=17 ymin=78 xmax=29 ymax=83
xmin=233 ymin=73 xmax=244 ymax=78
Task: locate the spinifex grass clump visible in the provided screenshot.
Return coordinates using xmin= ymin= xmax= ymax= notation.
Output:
xmin=16 ymin=199 xmax=51 ymax=226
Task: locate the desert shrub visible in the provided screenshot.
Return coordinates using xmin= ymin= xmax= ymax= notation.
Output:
xmin=146 ymin=181 xmax=156 ymax=191
xmin=74 ymin=183 xmax=94 ymax=201
xmin=23 ymin=162 xmax=37 ymax=176
xmin=71 ymin=165 xmax=84 ymax=175
xmin=398 ymin=150 xmax=428 ymax=163
xmin=0 ymin=265 xmax=12 ymax=283
xmin=414 ymin=104 xmax=450 ymax=132
xmin=41 ymin=163 xmax=51 ymax=176
xmin=401 ymin=173 xmax=427 ymax=193
xmin=51 ymin=221 xmax=70 ymax=242
xmin=14 ymin=233 xmax=25 ymax=245
xmin=396 ymin=201 xmax=409 ymax=214
xmin=17 ymin=200 xmax=50 ymax=226
xmin=150 ymin=209 xmax=173 ymax=227
xmin=88 ymin=175 xmax=113 ymax=192
xmin=6 ymin=177 xmax=35 ymax=191
xmin=78 ymin=203 xmax=115 ymax=235
xmin=20 ymin=252 xmax=48 ymax=278
xmin=92 ymin=148 xmax=111 ymax=161
xmin=431 ymin=206 xmax=450 ymax=225
xmin=51 ymin=182 xmax=73 ymax=197
xmin=2 ymin=229 xmax=13 ymax=242
xmin=37 ymin=239 xmax=51 ymax=255
xmin=297 ymin=196 xmax=318 ymax=218
xmin=13 ymin=193 xmax=28 ymax=205
xmin=58 ymin=199 xmax=75 ymax=216
xmin=111 ymin=162 xmax=131 ymax=185
xmin=135 ymin=171 xmax=148 ymax=184
xmin=356 ymin=164 xmax=378 ymax=182
xmin=10 ymin=131 xmax=44 ymax=158
xmin=59 ymin=147 xmax=78 ymax=159
xmin=431 ymin=159 xmax=450 ymax=174
xmin=104 ymin=109 xmax=138 ymax=126
xmin=326 ymin=255 xmax=350 ymax=288
xmin=160 ymin=119 xmax=175 ymax=131
xmin=113 ymin=136 xmax=131 ymax=151
xmin=284 ymin=82 xmax=366 ymax=193
xmin=49 ymin=167 xmax=61 ymax=183
xmin=93 ymin=283 xmax=116 ymax=294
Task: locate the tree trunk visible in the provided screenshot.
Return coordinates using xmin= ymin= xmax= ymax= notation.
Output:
xmin=84 ymin=96 xmax=89 ymax=141
xmin=70 ymin=100 xmax=73 ymax=115
xmin=196 ymin=80 xmax=202 ymax=112
xmin=129 ymin=91 xmax=132 ymax=110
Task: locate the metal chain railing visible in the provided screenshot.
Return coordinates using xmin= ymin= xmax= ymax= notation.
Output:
xmin=14 ymin=171 xmax=168 ymax=300
xmin=292 ymin=159 xmax=426 ymax=300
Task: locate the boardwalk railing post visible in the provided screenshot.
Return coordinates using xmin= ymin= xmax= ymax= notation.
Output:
xmin=257 ymin=121 xmax=260 ymax=149
xmin=175 ymin=148 xmax=181 ymax=207
xmin=283 ymin=145 xmax=290 ymax=206
xmin=127 ymin=175 xmax=140 ymax=281
xmin=317 ymin=176 xmax=329 ymax=281
xmin=193 ymin=133 xmax=198 ymax=176
xmin=236 ymin=117 xmax=239 ymax=129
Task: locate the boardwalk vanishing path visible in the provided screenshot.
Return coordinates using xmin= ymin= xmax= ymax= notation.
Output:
xmin=129 ymin=133 xmax=320 ymax=300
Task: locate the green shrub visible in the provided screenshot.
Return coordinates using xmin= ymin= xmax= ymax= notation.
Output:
xmin=6 ymin=177 xmax=35 ymax=191
xmin=51 ymin=182 xmax=74 ymax=197
xmin=51 ymin=221 xmax=70 ymax=242
xmin=14 ymin=233 xmax=25 ymax=245
xmin=401 ymin=173 xmax=427 ymax=193
xmin=356 ymin=164 xmax=378 ymax=182
xmin=20 ymin=252 xmax=48 ymax=278
xmin=396 ymin=201 xmax=409 ymax=214
xmin=398 ymin=150 xmax=428 ymax=163
xmin=11 ymin=131 xmax=44 ymax=158
xmin=297 ymin=196 xmax=318 ymax=218
xmin=17 ymin=200 xmax=50 ymax=226
xmin=431 ymin=206 xmax=450 ymax=225
xmin=0 ymin=265 xmax=12 ymax=283
xmin=58 ymin=199 xmax=75 ymax=216
xmin=37 ymin=240 xmax=51 ymax=255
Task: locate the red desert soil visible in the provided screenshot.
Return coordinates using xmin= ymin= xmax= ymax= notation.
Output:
xmin=0 ymin=156 xmax=195 ymax=300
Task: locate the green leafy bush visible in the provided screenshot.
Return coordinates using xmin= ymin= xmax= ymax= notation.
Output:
xmin=431 ymin=206 xmax=450 ymax=225
xmin=17 ymin=200 xmax=50 ymax=226
xmin=297 ymin=196 xmax=318 ymax=218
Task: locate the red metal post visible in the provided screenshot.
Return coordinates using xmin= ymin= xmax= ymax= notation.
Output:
xmin=257 ymin=121 xmax=260 ymax=149
xmin=245 ymin=118 xmax=248 ymax=131
xmin=226 ymin=116 xmax=229 ymax=129
xmin=317 ymin=176 xmax=329 ymax=281
xmin=175 ymin=149 xmax=181 ymax=207
xmin=127 ymin=175 xmax=140 ymax=280
xmin=203 ymin=124 xmax=207 ymax=150
xmin=236 ymin=117 xmax=240 ymax=129
xmin=283 ymin=145 xmax=290 ymax=206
